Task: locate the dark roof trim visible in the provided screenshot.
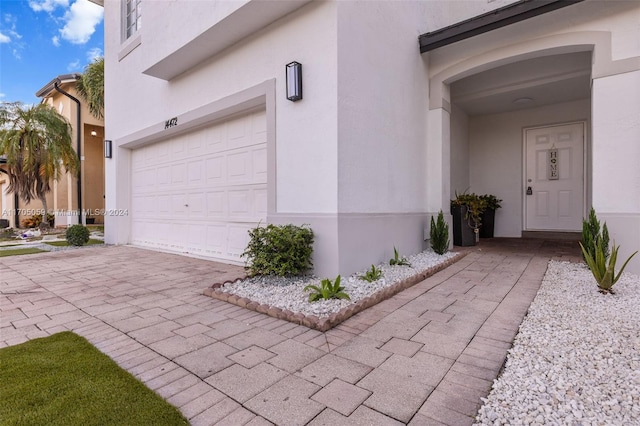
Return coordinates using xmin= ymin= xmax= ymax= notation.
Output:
xmin=35 ymin=73 xmax=81 ymax=98
xmin=419 ymin=0 xmax=585 ymax=53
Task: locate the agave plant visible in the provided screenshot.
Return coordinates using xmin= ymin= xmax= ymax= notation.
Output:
xmin=303 ymin=275 xmax=350 ymax=302
xmin=389 ymin=247 xmax=411 ymax=267
xmin=579 ymin=239 xmax=637 ymax=294
xmin=359 ymin=265 xmax=383 ymax=283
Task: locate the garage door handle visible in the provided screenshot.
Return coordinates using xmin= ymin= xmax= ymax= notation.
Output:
xmin=184 ymin=204 xmax=189 ymax=207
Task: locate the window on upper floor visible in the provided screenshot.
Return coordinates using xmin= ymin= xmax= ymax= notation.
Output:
xmin=124 ymin=0 xmax=141 ymax=40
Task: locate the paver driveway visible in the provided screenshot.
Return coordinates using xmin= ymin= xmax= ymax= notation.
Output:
xmin=1 ymin=241 xmax=581 ymax=425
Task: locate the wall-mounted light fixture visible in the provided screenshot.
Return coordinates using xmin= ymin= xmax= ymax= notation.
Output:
xmin=286 ymin=61 xmax=302 ymax=102
xmin=91 ymin=130 xmax=97 ymax=137
xmin=104 ymin=140 xmax=112 ymax=159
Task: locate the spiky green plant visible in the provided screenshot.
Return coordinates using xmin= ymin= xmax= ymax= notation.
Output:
xmin=359 ymin=265 xmax=383 ymax=283
xmin=303 ymin=275 xmax=350 ymax=302
xmin=430 ymin=210 xmax=449 ymax=255
xmin=581 ymin=208 xmax=609 ymax=262
xmin=579 ymin=239 xmax=637 ymax=294
xmin=389 ymin=246 xmax=411 ymax=267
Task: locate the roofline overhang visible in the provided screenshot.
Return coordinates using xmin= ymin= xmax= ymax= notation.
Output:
xmin=419 ymin=0 xmax=585 ymax=53
xmin=35 ymin=73 xmax=81 ymax=98
xmin=88 ymin=0 xmax=103 ymax=7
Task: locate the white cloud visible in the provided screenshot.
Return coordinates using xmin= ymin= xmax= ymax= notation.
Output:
xmin=0 ymin=32 xmax=9 ymax=43
xmin=86 ymin=46 xmax=102 ymax=61
xmin=2 ymin=14 xmax=22 ymax=40
xmin=59 ymin=0 xmax=103 ymax=45
xmin=28 ymin=0 xmax=69 ymax=13
xmin=67 ymin=59 xmax=81 ymax=71
xmin=52 ymin=35 xmax=60 ymax=46
xmin=0 ymin=93 xmax=5 ymax=100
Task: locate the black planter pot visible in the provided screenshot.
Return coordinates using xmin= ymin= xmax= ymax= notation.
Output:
xmin=479 ymin=208 xmax=496 ymax=239
xmin=451 ymin=204 xmax=476 ymax=246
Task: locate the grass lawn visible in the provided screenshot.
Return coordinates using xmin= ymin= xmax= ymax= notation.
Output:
xmin=0 ymin=248 xmax=46 ymax=257
xmin=0 ymin=332 xmax=188 ymax=426
xmin=44 ymin=239 xmax=104 ymax=247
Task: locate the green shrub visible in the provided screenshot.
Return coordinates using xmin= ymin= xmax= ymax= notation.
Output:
xmin=241 ymin=224 xmax=314 ymax=277
xmin=389 ymin=246 xmax=411 ymax=267
xmin=304 ymin=276 xmax=350 ymax=302
xmin=360 ymin=265 xmax=383 ymax=283
xmin=580 ymin=239 xmax=637 ymax=294
xmin=430 ymin=210 xmax=449 ymax=255
xmin=582 ymin=208 xmax=609 ymax=262
xmin=66 ymin=224 xmax=90 ymax=246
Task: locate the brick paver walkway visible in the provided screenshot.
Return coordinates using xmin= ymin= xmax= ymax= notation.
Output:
xmin=0 ymin=240 xmax=581 ymax=425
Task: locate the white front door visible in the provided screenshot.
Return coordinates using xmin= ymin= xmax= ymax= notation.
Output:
xmin=524 ymin=122 xmax=585 ymax=231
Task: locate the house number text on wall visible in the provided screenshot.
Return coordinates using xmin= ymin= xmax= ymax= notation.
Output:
xmin=165 ymin=117 xmax=178 ymax=129
xmin=547 ymin=148 xmax=559 ymax=180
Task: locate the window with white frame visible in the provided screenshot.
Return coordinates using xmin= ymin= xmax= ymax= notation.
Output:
xmin=124 ymin=0 xmax=141 ymax=40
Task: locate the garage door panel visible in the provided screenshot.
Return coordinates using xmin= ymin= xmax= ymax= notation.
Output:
xmin=187 ymin=160 xmax=204 ymax=184
xmin=157 ymin=168 xmax=171 ymax=185
xmin=131 ymin=109 xmax=266 ymax=263
xmin=205 ymin=225 xmax=226 ymax=255
xmin=171 ymin=164 xmax=186 ymax=185
xmin=172 ymin=138 xmax=185 ymax=156
xmin=255 ymin=188 xmax=267 ymax=216
xmin=171 ymin=193 xmax=187 ymax=215
xmin=187 ymin=131 xmax=205 ymax=154
xmin=228 ymin=190 xmax=251 ymax=216
xmin=253 ymin=147 xmax=267 ymax=179
xmin=206 ymin=156 xmax=225 ymax=182
xmin=157 ymin=195 xmax=171 ymax=216
xmin=251 ymin=110 xmax=267 ymax=144
xmin=227 ymin=151 xmax=250 ymax=182
xmin=227 ymin=224 xmax=253 ymax=259
xmin=206 ymin=191 xmax=226 ymax=217
xmin=186 ymin=193 xmax=205 ymax=218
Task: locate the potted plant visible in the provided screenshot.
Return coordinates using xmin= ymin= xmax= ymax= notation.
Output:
xmin=479 ymin=194 xmax=502 ymax=238
xmin=451 ymin=191 xmax=486 ymax=246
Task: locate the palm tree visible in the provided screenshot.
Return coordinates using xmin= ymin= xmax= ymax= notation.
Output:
xmin=0 ymin=102 xmax=79 ymax=228
xmin=76 ymin=57 xmax=104 ymax=119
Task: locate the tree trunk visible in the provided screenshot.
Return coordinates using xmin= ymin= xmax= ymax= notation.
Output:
xmin=39 ymin=196 xmax=50 ymax=230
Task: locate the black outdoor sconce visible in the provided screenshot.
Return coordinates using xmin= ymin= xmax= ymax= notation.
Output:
xmin=104 ymin=140 xmax=112 ymax=159
xmin=286 ymin=61 xmax=302 ymax=102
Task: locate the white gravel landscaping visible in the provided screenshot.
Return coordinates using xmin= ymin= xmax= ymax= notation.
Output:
xmin=475 ymin=260 xmax=640 ymax=425
xmin=220 ymin=249 xmax=456 ymax=318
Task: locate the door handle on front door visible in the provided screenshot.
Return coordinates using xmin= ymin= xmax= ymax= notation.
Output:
xmin=526 ymin=186 xmax=533 ymax=195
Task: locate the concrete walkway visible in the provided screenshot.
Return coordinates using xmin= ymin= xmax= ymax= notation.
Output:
xmin=0 ymin=240 xmax=581 ymax=425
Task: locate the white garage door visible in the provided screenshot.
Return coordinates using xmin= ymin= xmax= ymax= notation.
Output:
xmin=131 ymin=109 xmax=267 ymax=262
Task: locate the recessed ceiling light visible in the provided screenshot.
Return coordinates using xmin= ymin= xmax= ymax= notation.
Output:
xmin=513 ymin=97 xmax=533 ymax=104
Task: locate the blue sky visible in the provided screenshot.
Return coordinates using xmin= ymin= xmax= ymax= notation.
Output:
xmin=0 ymin=0 xmax=103 ymax=105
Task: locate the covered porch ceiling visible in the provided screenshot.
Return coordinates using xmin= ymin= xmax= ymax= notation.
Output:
xmin=450 ymin=51 xmax=592 ymax=116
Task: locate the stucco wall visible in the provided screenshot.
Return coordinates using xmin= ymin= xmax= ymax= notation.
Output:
xmin=592 ymin=69 xmax=640 ymax=274
xmin=336 ymin=1 xmax=429 ymax=214
xmin=467 ymin=98 xmax=591 ymax=237
xmin=450 ymin=103 xmax=469 ymax=199
xmin=104 ymin=1 xmax=338 ymax=216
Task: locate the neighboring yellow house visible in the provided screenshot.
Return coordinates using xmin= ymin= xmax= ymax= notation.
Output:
xmin=0 ymin=73 xmax=105 ymax=228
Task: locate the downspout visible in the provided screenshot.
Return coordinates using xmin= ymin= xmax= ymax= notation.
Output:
xmin=54 ymin=81 xmax=82 ymax=225
xmin=14 ymin=193 xmax=18 ymax=228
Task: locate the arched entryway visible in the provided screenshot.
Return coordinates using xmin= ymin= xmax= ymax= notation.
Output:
xmin=427 ymin=31 xmax=633 ymax=238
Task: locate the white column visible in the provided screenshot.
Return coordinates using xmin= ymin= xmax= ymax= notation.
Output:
xmin=592 ymin=70 xmax=640 ymax=274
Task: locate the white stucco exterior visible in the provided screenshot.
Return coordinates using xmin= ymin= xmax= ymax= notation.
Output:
xmin=103 ymin=0 xmax=640 ymax=275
